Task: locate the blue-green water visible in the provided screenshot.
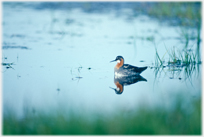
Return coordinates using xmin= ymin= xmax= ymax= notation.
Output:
xmin=2 ymin=2 xmax=201 ymax=120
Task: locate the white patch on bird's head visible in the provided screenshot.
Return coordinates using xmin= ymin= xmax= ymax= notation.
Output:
xmin=117 ymin=60 xmax=120 ymax=63
xmin=116 ymin=87 xmax=120 ymax=91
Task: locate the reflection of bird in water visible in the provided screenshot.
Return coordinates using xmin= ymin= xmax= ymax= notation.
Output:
xmin=110 ymin=56 xmax=147 ymax=78
xmin=110 ymin=75 xmax=147 ymax=94
xmin=110 ymin=55 xmax=148 ymax=94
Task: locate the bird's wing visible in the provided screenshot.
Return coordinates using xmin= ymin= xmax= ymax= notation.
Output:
xmin=124 ymin=64 xmax=147 ymax=73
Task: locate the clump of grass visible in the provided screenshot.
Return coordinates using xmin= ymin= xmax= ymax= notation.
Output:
xmin=3 ymin=96 xmax=201 ymax=135
xmin=155 ymin=43 xmax=199 ymax=66
xmin=155 ymin=48 xmax=163 ymax=66
xmin=153 ymin=43 xmax=201 ymax=81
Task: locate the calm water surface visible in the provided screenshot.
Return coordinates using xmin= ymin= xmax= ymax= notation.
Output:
xmin=2 ymin=3 xmax=201 ymax=118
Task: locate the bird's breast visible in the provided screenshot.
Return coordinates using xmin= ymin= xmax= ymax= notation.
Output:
xmin=114 ymin=66 xmax=139 ymax=77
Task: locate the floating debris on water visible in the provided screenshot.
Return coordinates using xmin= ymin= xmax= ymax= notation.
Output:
xmin=2 ymin=46 xmax=30 ymax=50
xmin=179 ymin=77 xmax=182 ymax=80
xmin=75 ymin=76 xmax=83 ymax=79
xmin=2 ymin=62 xmax=15 ymax=69
xmin=2 ymin=63 xmax=14 ymax=66
xmin=3 ymin=42 xmax=30 ymax=50
xmin=17 ymin=75 xmax=21 ymax=79
xmin=10 ymin=34 xmax=25 ymax=38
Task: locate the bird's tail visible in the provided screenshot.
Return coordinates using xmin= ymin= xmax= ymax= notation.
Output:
xmin=138 ymin=66 xmax=147 ymax=74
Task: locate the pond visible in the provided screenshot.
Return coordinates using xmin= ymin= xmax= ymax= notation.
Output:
xmin=2 ymin=2 xmax=202 ymax=134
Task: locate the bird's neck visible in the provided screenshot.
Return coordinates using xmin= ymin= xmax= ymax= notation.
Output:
xmin=115 ymin=59 xmax=124 ymax=69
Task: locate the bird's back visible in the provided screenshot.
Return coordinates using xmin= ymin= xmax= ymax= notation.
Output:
xmin=114 ymin=64 xmax=147 ymax=76
xmin=124 ymin=64 xmax=147 ymax=73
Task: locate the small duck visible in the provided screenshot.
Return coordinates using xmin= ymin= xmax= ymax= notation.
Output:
xmin=110 ymin=56 xmax=147 ymax=77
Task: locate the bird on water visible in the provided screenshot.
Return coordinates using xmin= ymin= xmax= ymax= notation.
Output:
xmin=110 ymin=56 xmax=147 ymax=77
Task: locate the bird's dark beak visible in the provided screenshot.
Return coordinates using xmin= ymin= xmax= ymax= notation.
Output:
xmin=110 ymin=59 xmax=116 ymax=63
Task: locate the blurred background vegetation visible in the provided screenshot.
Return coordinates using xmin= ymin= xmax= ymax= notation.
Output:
xmin=3 ymin=96 xmax=201 ymax=135
xmin=145 ymin=2 xmax=201 ymax=27
xmin=5 ymin=2 xmax=201 ymax=27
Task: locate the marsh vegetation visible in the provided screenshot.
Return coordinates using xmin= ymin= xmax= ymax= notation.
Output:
xmin=3 ymin=97 xmax=201 ymax=135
